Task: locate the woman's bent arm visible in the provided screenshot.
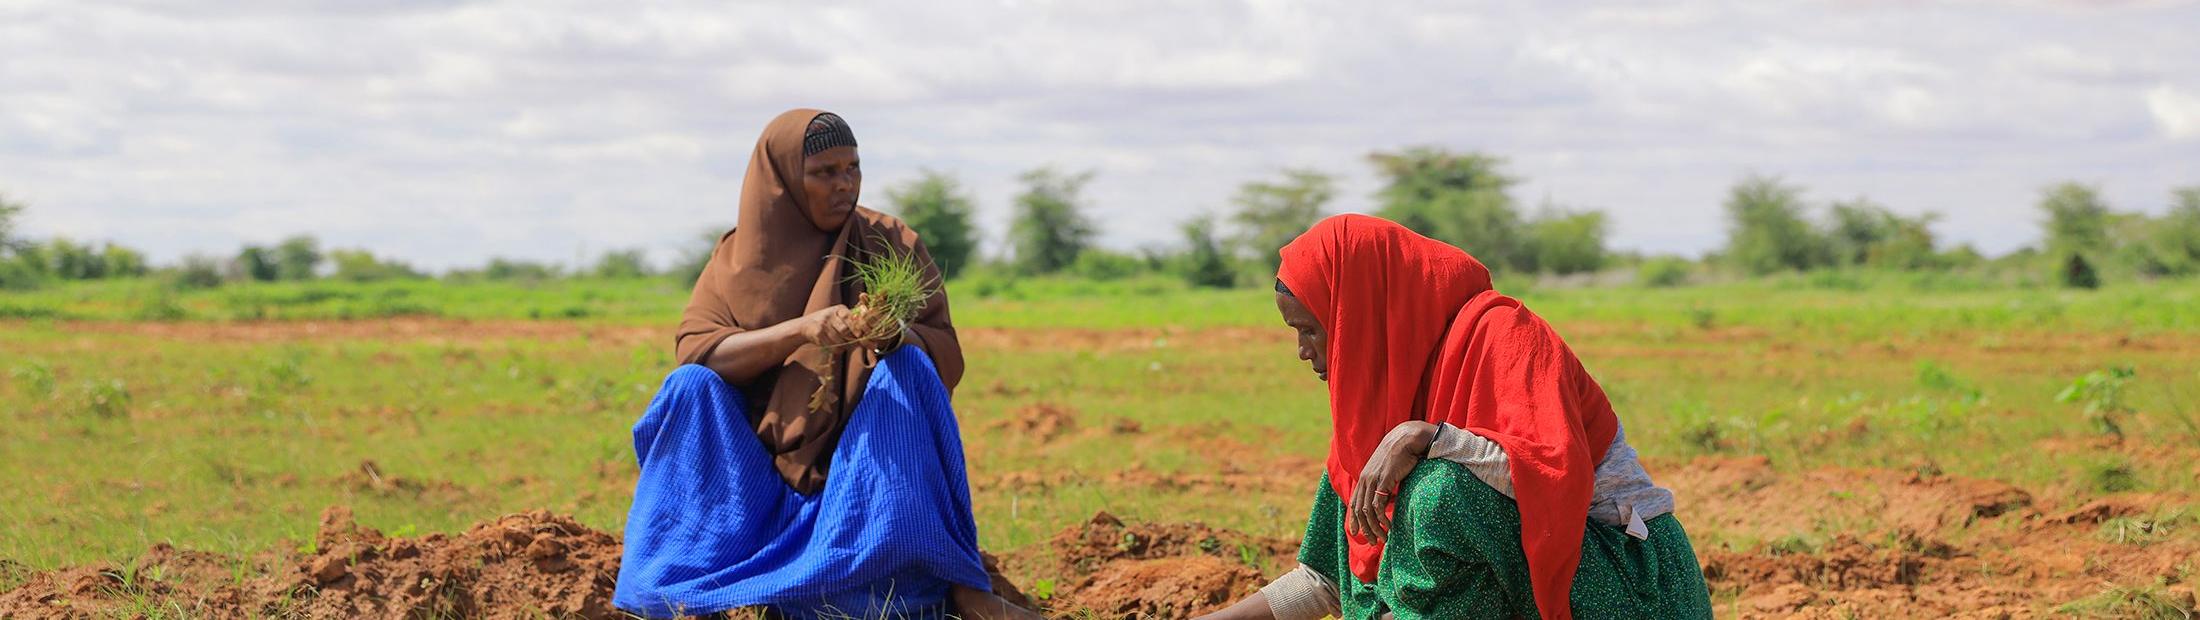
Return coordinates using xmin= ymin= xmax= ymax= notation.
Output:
xmin=701 ymin=305 xmax=857 ymax=385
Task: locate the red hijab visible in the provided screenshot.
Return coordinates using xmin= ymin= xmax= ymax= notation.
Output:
xmin=1277 ymin=214 xmax=1617 ymax=620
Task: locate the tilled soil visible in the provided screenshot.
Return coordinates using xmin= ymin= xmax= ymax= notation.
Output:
xmin=1666 ymin=456 xmax=2199 ymax=619
xmin=1023 ymin=511 xmax=1299 ymax=618
xmin=4 ymin=459 xmax=2195 ymax=619
xmin=0 ymin=507 xmax=622 ymax=619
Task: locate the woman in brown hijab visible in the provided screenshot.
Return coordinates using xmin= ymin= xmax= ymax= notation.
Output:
xmin=615 ymin=109 xmax=1038 ymax=620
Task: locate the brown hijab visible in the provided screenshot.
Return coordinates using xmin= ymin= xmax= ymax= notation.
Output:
xmin=675 ymin=108 xmax=964 ymax=495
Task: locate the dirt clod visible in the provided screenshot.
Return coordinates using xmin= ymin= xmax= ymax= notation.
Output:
xmin=1008 ymin=511 xmax=1295 ymax=618
xmin=990 ymin=402 xmax=1080 ymax=442
xmin=1055 ymin=555 xmax=1264 ymax=619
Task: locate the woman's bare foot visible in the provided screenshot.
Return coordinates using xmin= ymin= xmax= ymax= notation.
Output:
xmin=950 ymin=585 xmax=1044 ymax=620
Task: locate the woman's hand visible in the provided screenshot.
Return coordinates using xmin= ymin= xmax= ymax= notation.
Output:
xmin=800 ymin=305 xmax=862 ymax=349
xmin=844 ymin=293 xmax=913 ymax=354
xmin=859 ymin=321 xmax=914 ymax=354
xmin=1347 ymin=420 xmax=1438 ymax=545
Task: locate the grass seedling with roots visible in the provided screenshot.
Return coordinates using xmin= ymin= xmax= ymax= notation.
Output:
xmin=845 ymin=239 xmax=939 ymax=344
xmin=809 ymin=239 xmax=942 ymax=414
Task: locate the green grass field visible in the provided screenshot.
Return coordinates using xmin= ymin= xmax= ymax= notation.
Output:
xmin=4 ymin=274 xmax=2199 ymax=615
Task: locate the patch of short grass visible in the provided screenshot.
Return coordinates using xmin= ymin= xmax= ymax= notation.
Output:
xmin=2096 ymin=509 xmax=2192 ymax=546
xmin=2055 ymin=582 xmax=2194 ymax=619
xmin=2090 ymin=460 xmax=2145 ymax=494
xmin=3 ymin=278 xmax=2199 ymax=590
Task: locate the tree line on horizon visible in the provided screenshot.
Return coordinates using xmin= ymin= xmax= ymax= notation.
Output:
xmin=3 ymin=148 xmax=2197 ymax=293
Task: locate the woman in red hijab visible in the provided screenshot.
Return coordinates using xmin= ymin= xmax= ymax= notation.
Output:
xmin=1201 ymin=214 xmax=1712 ymax=620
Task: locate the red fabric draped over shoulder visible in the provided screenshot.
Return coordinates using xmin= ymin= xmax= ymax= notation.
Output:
xmin=1277 ymin=214 xmax=1617 ymax=620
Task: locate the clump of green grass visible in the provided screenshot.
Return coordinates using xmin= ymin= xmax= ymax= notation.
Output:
xmin=0 ymin=558 xmax=32 ymax=592
xmin=10 ymin=359 xmax=57 ymax=400
xmin=1638 ymin=257 xmax=1691 ymax=288
xmin=220 ymin=289 xmax=270 ymax=320
xmin=131 ymin=290 xmax=189 ymax=321
xmin=2089 ymin=460 xmax=2144 ymax=494
xmin=1766 ymin=534 xmax=1819 ymax=556
xmin=81 ymin=378 xmax=131 ymax=419
xmin=261 ymin=349 xmax=312 ymax=391
xmin=2096 ymin=509 xmax=2191 ymax=546
xmin=1683 ymin=420 xmax=1729 ymax=453
xmin=812 ymin=241 xmax=942 ymax=413
xmin=845 ymin=239 xmax=941 ymax=340
xmin=1196 ymin=535 xmax=1221 ymax=554
xmin=1913 ymin=360 xmax=1981 ymax=400
xmin=2054 ymin=582 xmax=2194 ymax=619
xmin=1687 ymin=306 xmax=1717 ymax=330
xmin=0 ymin=302 xmax=64 ymax=319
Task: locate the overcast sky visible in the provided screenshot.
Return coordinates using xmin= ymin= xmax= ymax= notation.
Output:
xmin=3 ymin=0 xmax=2197 ymax=270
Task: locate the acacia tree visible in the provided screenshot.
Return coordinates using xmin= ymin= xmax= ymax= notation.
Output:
xmin=1368 ymin=147 xmax=1529 ymax=270
xmin=2037 ymin=182 xmax=2114 ymax=287
xmin=1722 ymin=175 xmax=1830 ymax=274
xmin=591 ymin=249 xmax=652 ymax=279
xmin=236 ymin=246 xmax=280 ymax=281
xmin=1230 ymin=169 xmax=1334 ymax=273
xmin=0 ymin=193 xmax=23 ymax=253
xmin=2150 ymin=187 xmax=2200 ymax=275
xmin=0 ymin=195 xmax=34 ymax=289
xmin=1008 ymin=167 xmax=1097 ymax=275
xmin=1826 ymin=198 xmax=1942 ymax=270
xmin=275 ymin=235 xmax=323 ymax=281
xmin=2039 ymin=182 xmax=2112 ymax=259
xmin=886 ymin=170 xmax=979 ymax=279
xmin=1179 ymin=215 xmax=1236 ymax=288
xmin=1524 ymin=208 xmax=1609 ymax=275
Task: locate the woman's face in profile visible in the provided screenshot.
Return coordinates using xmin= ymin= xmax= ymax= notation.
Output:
xmin=800 ymin=146 xmax=861 ymax=231
xmin=1276 ymin=291 xmax=1329 ymax=382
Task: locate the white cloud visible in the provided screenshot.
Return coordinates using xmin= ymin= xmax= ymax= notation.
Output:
xmin=2149 ymin=84 xmax=2200 ymax=140
xmin=1 ymin=0 xmax=2197 ymax=269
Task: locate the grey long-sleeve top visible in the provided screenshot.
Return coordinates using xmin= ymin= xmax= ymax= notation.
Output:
xmin=1428 ymin=423 xmax=1675 ymax=539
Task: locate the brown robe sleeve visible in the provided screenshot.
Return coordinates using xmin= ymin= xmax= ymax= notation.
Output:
xmin=900 ymin=232 xmax=965 ymax=391
xmin=674 ymin=229 xmax=745 ymax=366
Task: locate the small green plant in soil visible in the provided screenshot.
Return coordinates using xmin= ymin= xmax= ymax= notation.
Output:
xmin=2058 ymin=365 xmax=2136 ymax=439
xmin=1236 ymin=543 xmax=1264 ymax=572
xmin=1029 ymin=578 xmax=1056 ymax=601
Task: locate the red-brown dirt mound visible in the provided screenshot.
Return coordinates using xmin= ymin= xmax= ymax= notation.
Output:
xmin=1663 ymin=456 xmax=2200 ymax=618
xmin=989 ymin=402 xmax=1080 ymax=443
xmin=1047 ymin=511 xmax=1297 ymax=578
xmin=293 ymin=506 xmax=622 ymax=619
xmin=0 ymin=542 xmax=292 ymax=618
xmin=1 ymin=506 xmax=1044 ymax=619
xmin=0 ymin=506 xmax=623 ymax=619
xmin=7 ymin=460 xmax=2196 ymax=619
xmin=1055 ymin=555 xmax=1263 ymax=619
xmin=1020 ymin=511 xmax=1297 ymax=618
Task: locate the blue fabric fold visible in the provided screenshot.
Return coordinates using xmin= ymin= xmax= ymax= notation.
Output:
xmin=614 ymin=347 xmax=991 ymax=619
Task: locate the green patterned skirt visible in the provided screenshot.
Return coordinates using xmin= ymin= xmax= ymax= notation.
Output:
xmin=1299 ymin=459 xmax=1713 ymax=619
